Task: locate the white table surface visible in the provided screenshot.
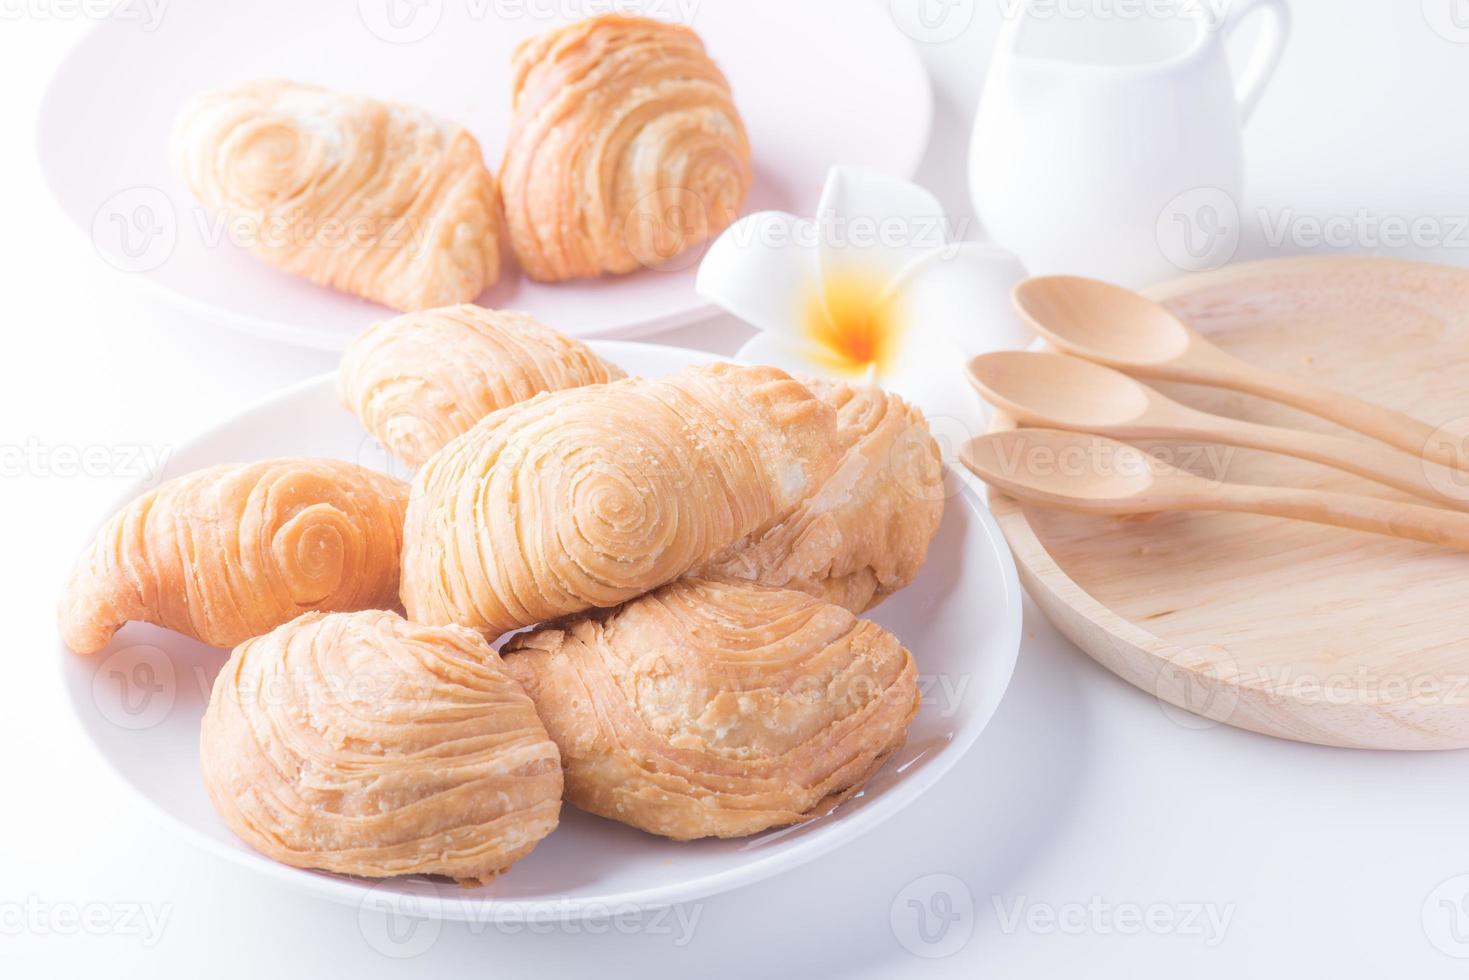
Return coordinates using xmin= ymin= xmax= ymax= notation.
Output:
xmin=7 ymin=1 xmax=1469 ymax=976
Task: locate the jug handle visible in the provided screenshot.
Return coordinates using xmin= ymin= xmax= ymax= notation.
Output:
xmin=1223 ymin=0 xmax=1291 ymax=124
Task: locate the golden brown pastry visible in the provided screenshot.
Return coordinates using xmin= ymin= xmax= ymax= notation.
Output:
xmin=59 ymin=458 xmax=407 ymax=655
xmin=338 ymin=304 xmax=626 ymax=468
xmin=502 ymin=578 xmax=920 ymax=840
xmin=173 ymin=80 xmax=502 ymax=310
xmin=201 ymin=610 xmax=561 ymax=882
xmin=401 ymin=364 xmax=840 ymax=637
xmin=703 ymin=380 xmax=945 ymax=612
xmin=500 ymin=15 xmax=752 ymax=281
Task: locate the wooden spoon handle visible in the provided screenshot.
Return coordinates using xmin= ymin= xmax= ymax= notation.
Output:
xmin=1219 ymin=483 xmax=1469 ymax=550
xmin=1189 ymin=356 xmax=1458 ymax=469
xmin=1203 ymin=416 xmax=1469 ymax=509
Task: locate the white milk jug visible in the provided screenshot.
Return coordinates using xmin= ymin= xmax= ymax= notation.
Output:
xmin=969 ymin=0 xmax=1289 ymax=286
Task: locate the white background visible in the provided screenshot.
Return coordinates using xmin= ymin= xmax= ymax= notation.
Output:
xmin=6 ymin=0 xmax=1469 ymax=976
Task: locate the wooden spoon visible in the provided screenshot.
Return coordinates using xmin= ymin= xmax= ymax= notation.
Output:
xmin=961 ymin=428 xmax=1469 ymax=551
xmin=1013 ymin=275 xmax=1463 ymax=470
xmin=967 ymin=350 xmax=1469 ymax=509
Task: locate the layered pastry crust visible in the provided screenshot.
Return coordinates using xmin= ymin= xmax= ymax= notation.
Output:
xmin=500 ymin=15 xmax=752 ymax=281
xmin=201 ymin=610 xmax=562 ymax=881
xmin=174 ymin=79 xmax=502 ymax=310
xmin=703 ymin=380 xmax=945 ymax=612
xmin=338 ymin=304 xmax=626 ymax=467
xmin=503 ymin=577 xmax=920 ymax=840
xmin=400 ymin=364 xmax=840 ymax=637
xmin=59 ymin=458 xmax=407 ymax=654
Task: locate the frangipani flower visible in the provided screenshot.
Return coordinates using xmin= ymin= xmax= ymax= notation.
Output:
xmin=696 ymin=166 xmax=1031 ymax=426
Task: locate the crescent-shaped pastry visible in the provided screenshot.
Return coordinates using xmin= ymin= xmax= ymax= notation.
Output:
xmin=703 ymin=380 xmax=945 ymax=612
xmin=338 ymin=304 xmax=626 ymax=468
xmin=502 ymin=578 xmax=920 ymax=840
xmin=201 ymin=610 xmax=561 ymax=882
xmin=173 ymin=80 xmax=502 ymax=310
xmin=500 ymin=15 xmax=753 ymax=281
xmin=400 ymin=363 xmax=840 ymax=637
xmin=59 ymin=458 xmax=407 ymax=655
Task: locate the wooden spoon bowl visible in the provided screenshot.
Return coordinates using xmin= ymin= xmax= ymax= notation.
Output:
xmin=985 ymin=257 xmax=1469 ymax=750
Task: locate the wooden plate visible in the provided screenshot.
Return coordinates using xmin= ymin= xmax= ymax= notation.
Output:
xmin=989 ymin=256 xmax=1469 ymax=749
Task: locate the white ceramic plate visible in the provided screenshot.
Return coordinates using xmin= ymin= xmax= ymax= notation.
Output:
xmin=59 ymin=341 xmax=1021 ymax=920
xmin=37 ymin=0 xmax=933 ymax=350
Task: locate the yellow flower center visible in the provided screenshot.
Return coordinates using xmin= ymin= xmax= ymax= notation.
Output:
xmin=804 ymin=269 xmax=903 ymax=379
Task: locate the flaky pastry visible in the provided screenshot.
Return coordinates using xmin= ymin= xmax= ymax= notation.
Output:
xmin=500 ymin=15 xmax=752 ymax=281
xmin=173 ymin=80 xmax=502 ymax=310
xmin=201 ymin=610 xmax=561 ymax=882
xmin=704 ymin=380 xmax=945 ymax=612
xmin=338 ymin=304 xmax=626 ymax=468
xmin=59 ymin=458 xmax=407 ymax=654
xmin=400 ymin=364 xmax=840 ymax=637
xmin=502 ymin=577 xmax=920 ymax=840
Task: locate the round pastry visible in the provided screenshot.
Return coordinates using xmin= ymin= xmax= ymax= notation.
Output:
xmin=173 ymin=79 xmax=503 ymax=310
xmin=200 ymin=610 xmax=562 ymax=882
xmin=338 ymin=304 xmax=626 ymax=468
xmin=499 ymin=14 xmax=753 ymax=281
xmin=399 ymin=363 xmax=841 ymax=638
xmin=502 ymin=577 xmax=920 ymax=840
xmin=59 ymin=458 xmax=408 ymax=655
xmin=703 ymin=379 xmax=945 ymax=612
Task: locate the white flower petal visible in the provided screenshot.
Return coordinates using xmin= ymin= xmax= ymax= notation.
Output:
xmin=815 ymin=166 xmax=950 ymax=295
xmin=734 ymin=329 xmax=834 ymax=381
xmin=696 ymin=211 xmax=818 ymax=337
xmin=891 ymin=242 xmax=1032 ymax=358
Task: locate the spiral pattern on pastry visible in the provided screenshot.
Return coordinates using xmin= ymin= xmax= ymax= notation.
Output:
xmin=500 ymin=14 xmax=753 ymax=281
xmin=173 ymin=80 xmax=503 ymax=310
xmin=400 ymin=363 xmax=840 ymax=637
xmin=338 ymin=304 xmax=626 ymax=468
xmin=59 ymin=458 xmax=408 ymax=655
xmin=703 ymin=380 xmax=945 ymax=612
xmin=201 ymin=610 xmax=562 ymax=882
xmin=502 ymin=577 xmax=920 ymax=840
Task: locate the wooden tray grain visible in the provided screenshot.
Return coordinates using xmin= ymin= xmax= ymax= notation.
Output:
xmin=989 ymin=257 xmax=1469 ymax=749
